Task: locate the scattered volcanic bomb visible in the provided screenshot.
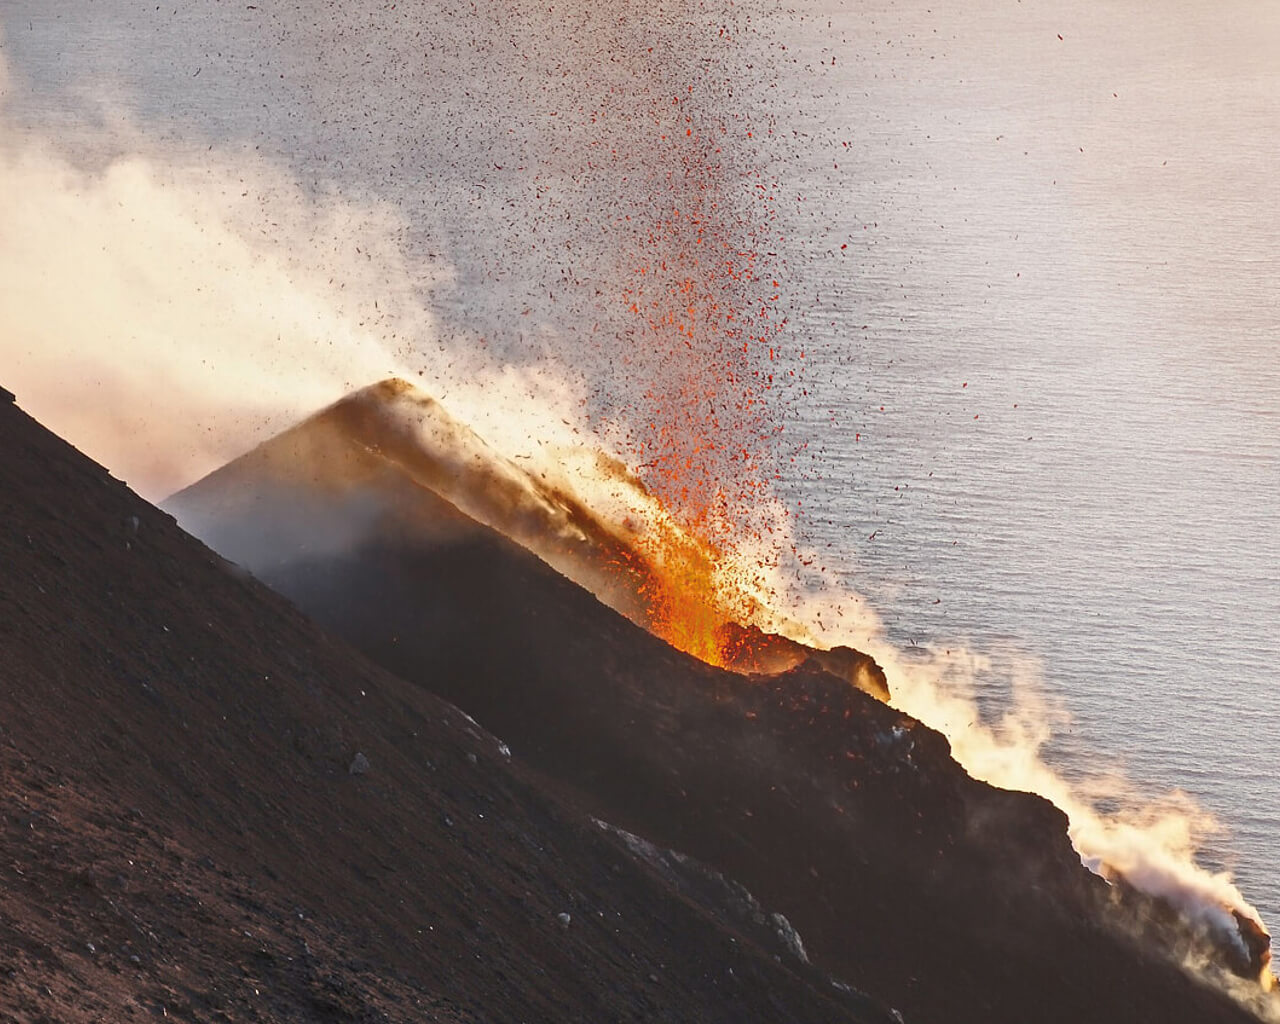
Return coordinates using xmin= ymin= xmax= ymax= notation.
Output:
xmin=168 ymin=379 xmax=1277 ymax=1024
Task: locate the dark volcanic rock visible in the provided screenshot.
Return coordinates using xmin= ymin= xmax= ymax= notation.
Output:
xmin=716 ymin=620 xmax=890 ymax=701
xmin=168 ymin=389 xmax=1275 ymax=1024
xmin=0 ymin=395 xmax=894 ymax=1023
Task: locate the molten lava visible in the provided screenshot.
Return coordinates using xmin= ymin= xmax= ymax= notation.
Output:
xmin=612 ymin=538 xmax=731 ymax=667
xmin=606 ymin=83 xmax=795 ymax=669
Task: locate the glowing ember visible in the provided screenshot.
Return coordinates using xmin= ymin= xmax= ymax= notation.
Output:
xmin=601 ymin=53 xmax=794 ymax=666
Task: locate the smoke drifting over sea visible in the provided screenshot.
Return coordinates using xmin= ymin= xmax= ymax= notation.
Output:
xmin=0 ymin=71 xmax=388 ymax=490
xmin=1 ymin=5 xmax=1275 ymax=1010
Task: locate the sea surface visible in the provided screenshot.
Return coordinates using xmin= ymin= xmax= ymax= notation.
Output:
xmin=768 ymin=1 xmax=1280 ymax=926
xmin=3 ymin=0 xmax=1276 ymax=926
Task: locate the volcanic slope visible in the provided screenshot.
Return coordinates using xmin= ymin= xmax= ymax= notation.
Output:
xmin=169 ymin=382 xmax=1275 ymax=1024
xmin=0 ymin=391 xmax=904 ymax=1023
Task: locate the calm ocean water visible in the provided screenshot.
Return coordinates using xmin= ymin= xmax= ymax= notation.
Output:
xmin=770 ymin=1 xmax=1280 ymax=925
xmin=4 ymin=0 xmax=1276 ymax=925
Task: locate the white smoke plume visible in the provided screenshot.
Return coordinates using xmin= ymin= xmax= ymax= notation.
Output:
xmin=0 ymin=39 xmax=594 ymax=501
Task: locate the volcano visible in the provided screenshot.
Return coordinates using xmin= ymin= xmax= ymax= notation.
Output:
xmin=1 ymin=388 xmax=904 ymax=1023
xmin=167 ymin=380 xmax=1275 ymax=1024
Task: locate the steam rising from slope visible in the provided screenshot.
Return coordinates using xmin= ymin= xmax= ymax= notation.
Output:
xmin=762 ymin=562 xmax=1274 ymax=991
xmin=0 ymin=163 xmax=390 ymax=492
xmin=877 ymin=641 xmax=1273 ymax=988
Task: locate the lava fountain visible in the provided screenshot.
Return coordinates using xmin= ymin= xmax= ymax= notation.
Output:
xmin=602 ymin=68 xmax=798 ymax=667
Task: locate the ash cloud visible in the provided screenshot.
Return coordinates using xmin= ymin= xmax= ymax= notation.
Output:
xmin=0 ymin=34 xmax=598 ymax=501
xmin=0 ymin=46 xmax=401 ymax=494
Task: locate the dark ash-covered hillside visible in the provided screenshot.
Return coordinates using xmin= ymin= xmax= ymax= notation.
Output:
xmin=0 ymin=390 xmax=898 ymax=1024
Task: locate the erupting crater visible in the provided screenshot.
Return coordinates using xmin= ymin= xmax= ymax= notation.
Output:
xmin=169 ymin=377 xmax=888 ymax=700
